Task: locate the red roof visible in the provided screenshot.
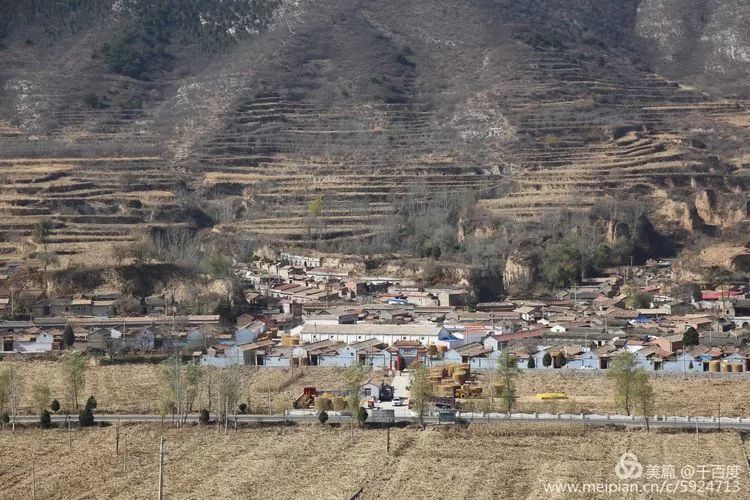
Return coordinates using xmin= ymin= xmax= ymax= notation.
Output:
xmin=701 ymin=291 xmax=742 ymax=300
xmin=273 ymin=283 xmax=298 ymax=291
xmin=493 ymin=330 xmax=544 ymax=342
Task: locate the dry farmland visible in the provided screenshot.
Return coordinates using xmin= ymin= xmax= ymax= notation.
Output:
xmin=1 ymin=361 xmax=381 ymax=415
xmin=469 ymin=370 xmax=750 ymax=417
xmin=4 ymin=360 xmax=750 ymax=417
xmin=0 ymin=423 xmax=748 ymax=499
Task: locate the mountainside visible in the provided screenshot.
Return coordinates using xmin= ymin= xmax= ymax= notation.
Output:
xmin=0 ymin=0 xmax=748 ymax=267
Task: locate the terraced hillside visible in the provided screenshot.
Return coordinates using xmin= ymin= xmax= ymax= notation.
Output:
xmin=1 ymin=0 xmax=749 ymax=264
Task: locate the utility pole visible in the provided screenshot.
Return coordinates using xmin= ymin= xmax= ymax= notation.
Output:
xmin=629 ymin=256 xmax=634 ymax=282
xmin=224 ymin=395 xmax=229 ymax=435
xmin=31 ymin=447 xmax=36 ymax=500
xmin=123 ymin=433 xmax=128 ymax=471
xmin=116 ymin=418 xmax=120 ymax=455
xmin=718 ymin=401 xmax=721 ymax=431
xmin=158 ymin=438 xmax=165 ymax=500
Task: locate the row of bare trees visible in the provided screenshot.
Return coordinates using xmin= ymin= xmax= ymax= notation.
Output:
xmin=158 ymin=358 xmax=249 ymax=430
xmin=0 ymin=352 xmax=89 ymax=432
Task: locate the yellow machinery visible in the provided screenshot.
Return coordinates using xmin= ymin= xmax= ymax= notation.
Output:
xmin=537 ymin=392 xmax=568 ymax=400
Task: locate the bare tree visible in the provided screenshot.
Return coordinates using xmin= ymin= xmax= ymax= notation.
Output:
xmin=409 ymin=361 xmax=432 ymax=427
xmin=7 ymin=266 xmax=42 ymax=316
xmin=213 ymin=367 xmax=243 ymax=430
xmin=159 ymin=356 xmax=204 ymax=428
xmin=342 ymin=365 xmax=367 ymax=426
xmin=31 ymin=382 xmax=51 ymax=414
xmin=496 ymin=352 xmax=520 ymax=415
xmin=607 ymin=352 xmax=639 ymax=416
xmin=0 ymin=367 xmax=9 ymax=429
xmin=112 ymin=244 xmax=130 ymax=266
xmin=32 ymin=219 xmax=54 ymax=291
xmin=4 ymin=365 xmax=24 ymax=433
xmin=61 ymin=352 xmax=87 ymax=410
xmin=570 ymin=212 xmax=602 ymax=280
xmin=633 ymin=371 xmax=656 ymax=431
xmin=151 ymin=228 xmax=202 ymax=267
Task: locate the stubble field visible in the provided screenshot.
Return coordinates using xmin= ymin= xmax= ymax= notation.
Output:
xmin=0 ymin=423 xmax=748 ymax=499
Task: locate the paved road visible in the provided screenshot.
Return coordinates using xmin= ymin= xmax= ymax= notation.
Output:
xmin=391 ymin=372 xmax=411 ymax=400
xmin=375 ymin=372 xmax=413 ymax=417
xmin=11 ymin=412 xmax=750 ymax=431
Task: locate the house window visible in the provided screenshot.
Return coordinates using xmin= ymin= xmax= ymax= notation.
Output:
xmin=363 ymin=388 xmax=371 ymax=396
xmin=358 ymin=336 xmax=362 ymax=340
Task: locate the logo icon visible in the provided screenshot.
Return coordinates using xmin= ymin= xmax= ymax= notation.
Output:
xmin=615 ymin=452 xmax=643 ymax=480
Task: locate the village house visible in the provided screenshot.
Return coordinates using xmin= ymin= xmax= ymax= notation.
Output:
xmin=262 ymin=346 xmax=294 ymax=367
xmin=201 ymin=339 xmax=277 ymax=367
xmin=1 ymin=330 xmax=60 ymax=353
xmin=293 ymin=339 xmax=345 ymax=366
xmin=662 ymin=351 xmax=702 ymax=373
xmin=441 ymin=342 xmax=498 ymax=371
xmin=482 ymin=330 xmax=545 ymax=352
xmin=32 ymin=297 xmax=73 ymax=317
xmin=144 ymin=295 xmax=167 ymax=315
xmin=343 ymin=279 xmax=390 ymax=300
xmin=185 ymin=327 xmax=209 ymax=350
xmin=86 ymin=328 xmax=113 ymax=352
xmin=280 ymin=252 xmax=323 ymax=268
xmin=424 ymin=287 xmax=469 ymax=307
xmin=360 ymin=381 xmax=381 ymax=400
xmin=92 ymin=300 xmax=115 ymax=317
xmin=653 ymin=334 xmax=684 ymax=354
xmin=235 ymin=320 xmax=267 ymax=344
xmin=633 ymin=345 xmax=670 ymax=371
xmin=70 ymin=297 xmax=94 ymax=316
xmin=201 ymin=345 xmax=232 ymax=367
xmin=121 ymin=327 xmax=156 ymax=351
xmin=349 ymin=338 xmax=390 ymax=367
xmin=297 ymin=322 xmax=454 ymax=346
xmin=514 ymin=305 xmax=541 ymax=322
xmin=730 ymin=299 xmax=750 ymax=329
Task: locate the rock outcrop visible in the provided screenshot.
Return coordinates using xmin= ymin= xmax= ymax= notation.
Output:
xmin=694 ymin=189 xmax=746 ymax=229
xmin=605 ymin=220 xmax=630 ymax=244
xmin=503 ymin=252 xmax=536 ymax=296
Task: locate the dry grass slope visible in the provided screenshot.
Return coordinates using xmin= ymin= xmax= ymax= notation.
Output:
xmin=0 ymin=0 xmax=748 ymax=259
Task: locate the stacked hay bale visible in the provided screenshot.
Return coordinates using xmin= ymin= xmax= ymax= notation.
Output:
xmin=428 ymin=363 xmax=482 ymax=398
xmin=280 ymin=334 xmax=301 ymax=347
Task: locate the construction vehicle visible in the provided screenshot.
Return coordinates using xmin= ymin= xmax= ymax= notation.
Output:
xmin=455 ymin=386 xmax=483 ymax=399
